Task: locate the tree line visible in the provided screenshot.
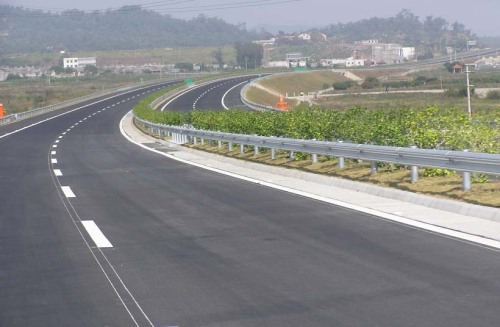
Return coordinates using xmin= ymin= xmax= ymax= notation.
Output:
xmin=320 ymin=9 xmax=477 ymax=54
xmin=0 ymin=5 xmax=264 ymax=54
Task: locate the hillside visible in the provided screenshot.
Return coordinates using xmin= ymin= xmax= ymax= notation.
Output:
xmin=0 ymin=5 xmax=264 ymax=54
xmin=320 ymin=10 xmax=477 ymax=55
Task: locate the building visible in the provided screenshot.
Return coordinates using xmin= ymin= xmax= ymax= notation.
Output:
xmin=63 ymin=57 xmax=97 ymax=70
xmin=252 ymin=38 xmax=276 ymax=46
xmin=475 ymin=56 xmax=500 ymax=69
xmin=345 ymin=57 xmax=365 ymax=67
xmin=286 ymin=53 xmax=308 ymax=68
xmin=319 ymin=58 xmax=347 ymax=67
xmin=402 ymin=47 xmax=416 ymax=60
xmin=371 ymin=44 xmax=404 ymax=64
xmin=298 ymin=33 xmax=311 ymax=42
xmin=0 ymin=70 xmax=8 ymax=82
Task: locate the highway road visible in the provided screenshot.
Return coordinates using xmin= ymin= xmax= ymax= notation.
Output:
xmin=1 ymin=78 xmax=500 ymax=326
xmin=161 ymin=75 xmax=258 ymax=111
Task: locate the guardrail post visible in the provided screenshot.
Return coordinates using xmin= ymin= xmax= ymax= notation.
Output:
xmin=240 ymin=144 xmax=245 ymax=154
xmin=463 ymin=172 xmax=471 ymax=191
xmin=462 ymin=149 xmax=471 ymax=191
xmin=193 ymin=137 xmax=197 ymax=145
xmin=271 ymin=148 xmax=276 ymax=160
xmin=218 ymin=140 xmax=222 ymax=149
xmin=410 ymin=146 xmax=419 ymax=183
xmin=337 ymin=141 xmax=345 ymax=169
xmin=312 ymin=153 xmax=318 ymax=164
xmin=371 ymin=162 xmax=378 ymax=174
xmin=289 ymin=151 xmax=294 ymax=161
xmin=254 ymin=146 xmax=259 ymax=155
xmin=201 ymin=138 xmax=205 ymax=145
xmin=229 ymin=142 xmax=233 ymax=152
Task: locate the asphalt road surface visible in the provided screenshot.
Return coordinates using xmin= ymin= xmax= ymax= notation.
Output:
xmin=1 ymin=79 xmax=500 ymax=326
xmin=162 ymin=75 xmax=258 ymax=111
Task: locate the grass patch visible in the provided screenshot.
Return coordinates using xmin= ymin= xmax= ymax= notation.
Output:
xmin=259 ymin=71 xmax=351 ymax=96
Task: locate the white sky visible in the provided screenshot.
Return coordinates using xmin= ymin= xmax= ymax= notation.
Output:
xmin=4 ymin=0 xmax=500 ymax=36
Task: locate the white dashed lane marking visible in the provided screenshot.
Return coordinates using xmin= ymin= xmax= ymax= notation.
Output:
xmin=81 ymin=221 xmax=113 ymax=248
xmin=54 ymin=169 xmax=63 ymax=176
xmin=61 ymin=186 xmax=76 ymax=198
xmin=51 ymin=158 xmax=58 ymax=164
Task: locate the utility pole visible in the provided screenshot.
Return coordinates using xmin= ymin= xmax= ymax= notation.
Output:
xmin=465 ymin=64 xmax=474 ymax=116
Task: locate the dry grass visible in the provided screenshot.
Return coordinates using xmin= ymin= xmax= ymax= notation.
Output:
xmin=0 ymin=74 xmax=162 ymax=114
xmin=259 ymin=71 xmax=351 ymax=96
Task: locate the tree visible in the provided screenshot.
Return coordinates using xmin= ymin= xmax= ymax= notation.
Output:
xmin=175 ymin=62 xmax=193 ymax=71
xmin=50 ymin=65 xmax=65 ymax=74
xmin=212 ymin=47 xmax=224 ymax=67
xmin=234 ymin=42 xmax=263 ymax=69
xmin=83 ymin=64 xmax=98 ymax=75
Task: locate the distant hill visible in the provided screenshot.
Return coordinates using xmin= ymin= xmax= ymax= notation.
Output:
xmin=0 ymin=6 xmax=482 ymax=57
xmin=319 ymin=10 xmax=478 ymax=54
xmin=0 ymin=5 xmax=264 ymax=54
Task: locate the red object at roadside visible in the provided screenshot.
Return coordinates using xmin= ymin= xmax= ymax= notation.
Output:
xmin=275 ymin=94 xmax=290 ymax=111
xmin=0 ymin=103 xmax=4 ymax=117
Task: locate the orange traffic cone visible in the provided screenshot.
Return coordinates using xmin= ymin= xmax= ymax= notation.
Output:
xmin=0 ymin=103 xmax=4 ymax=117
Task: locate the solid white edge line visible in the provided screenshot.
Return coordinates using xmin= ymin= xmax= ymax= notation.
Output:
xmin=221 ymin=80 xmax=250 ymax=110
xmin=120 ymin=112 xmax=500 ymax=252
xmin=81 ymin=220 xmax=113 ymax=248
xmin=61 ymin=186 xmax=76 ymax=198
xmin=54 ymin=169 xmax=63 ymax=176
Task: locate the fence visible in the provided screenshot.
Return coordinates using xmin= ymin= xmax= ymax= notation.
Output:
xmin=134 ymin=116 xmax=500 ymax=191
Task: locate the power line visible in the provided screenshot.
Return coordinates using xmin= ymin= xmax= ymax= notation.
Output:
xmin=3 ymin=0 xmax=302 ymax=17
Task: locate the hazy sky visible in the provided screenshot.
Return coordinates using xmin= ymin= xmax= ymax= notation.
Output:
xmin=4 ymin=0 xmax=500 ymax=36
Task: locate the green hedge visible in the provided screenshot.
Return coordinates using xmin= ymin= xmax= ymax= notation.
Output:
xmin=134 ymin=93 xmax=499 ymax=153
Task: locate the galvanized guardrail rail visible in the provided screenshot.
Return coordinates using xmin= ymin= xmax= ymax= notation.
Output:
xmin=134 ymin=116 xmax=500 ymax=191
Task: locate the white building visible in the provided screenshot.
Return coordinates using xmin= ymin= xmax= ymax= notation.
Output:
xmin=345 ymin=57 xmax=365 ymax=67
xmin=298 ymin=33 xmax=311 ymax=42
xmin=402 ymin=47 xmax=416 ymax=60
xmin=253 ymin=38 xmax=276 ymax=46
xmin=286 ymin=53 xmax=308 ymax=68
xmin=475 ymin=56 xmax=500 ymax=69
xmin=63 ymin=57 xmax=97 ymax=70
xmin=0 ymin=70 xmax=8 ymax=81
xmin=320 ymin=58 xmax=347 ymax=67
xmin=372 ymin=44 xmax=404 ymax=64
xmin=265 ymin=61 xmax=289 ymax=68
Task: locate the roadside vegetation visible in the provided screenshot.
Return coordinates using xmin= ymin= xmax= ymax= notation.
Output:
xmin=133 ymin=86 xmax=500 ymax=207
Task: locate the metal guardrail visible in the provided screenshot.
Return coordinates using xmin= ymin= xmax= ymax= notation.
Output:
xmin=0 ymin=78 xmax=181 ymax=126
xmin=240 ymin=74 xmax=284 ymax=112
xmin=134 ymin=116 xmax=500 ymax=191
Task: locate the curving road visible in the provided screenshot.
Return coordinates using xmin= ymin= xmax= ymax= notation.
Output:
xmin=161 ymin=75 xmax=258 ymax=111
xmin=1 ymin=78 xmax=500 ymax=326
